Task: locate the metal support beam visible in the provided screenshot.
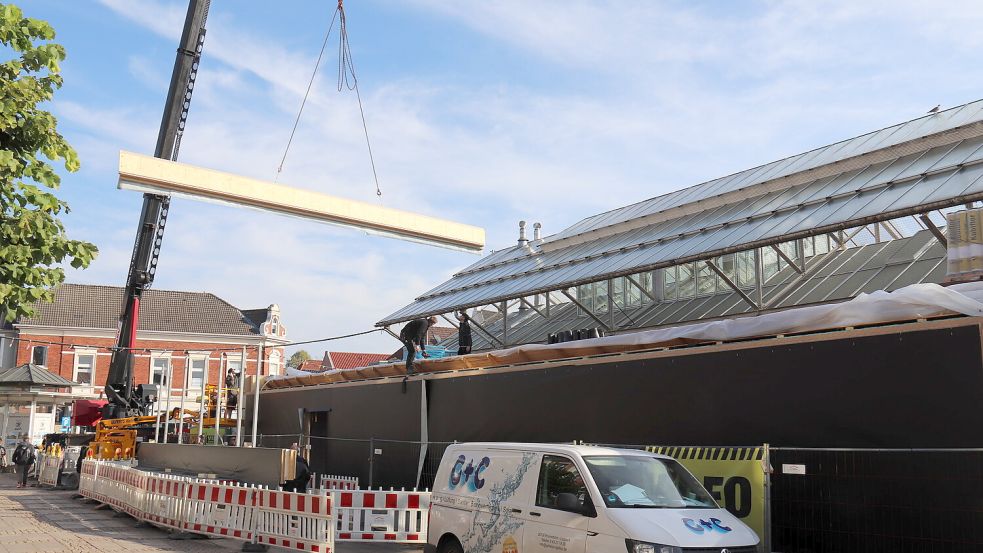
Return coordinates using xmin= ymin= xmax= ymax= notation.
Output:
xmin=561 ymin=289 xmax=613 ymax=331
xmin=501 ymin=302 xmax=509 ymax=346
xmin=519 ymin=297 xmax=548 ymax=319
xmin=919 ymin=214 xmax=948 ymax=248
xmin=764 ymin=233 xmax=849 ymax=309
xmin=705 ymin=260 xmax=758 ymax=309
xmin=625 ymin=274 xmax=659 ymax=304
xmin=830 ymin=226 xmax=865 ymax=249
xmin=754 ymin=248 xmax=764 ymax=308
xmin=881 ymin=220 xmax=903 ymax=240
xmin=770 ymin=244 xmax=804 ymax=274
xmin=608 ymin=279 xmax=616 ymax=328
xmin=468 ymin=312 xmax=504 ymax=347
xmin=382 ymin=326 xmax=400 ymax=342
xmin=439 ymin=314 xmax=460 ymax=330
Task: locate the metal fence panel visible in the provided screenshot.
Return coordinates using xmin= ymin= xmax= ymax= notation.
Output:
xmin=770 ymin=448 xmax=983 ymax=553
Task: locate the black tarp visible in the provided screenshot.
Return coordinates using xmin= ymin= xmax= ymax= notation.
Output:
xmin=256 ymin=324 xmax=983 ymax=486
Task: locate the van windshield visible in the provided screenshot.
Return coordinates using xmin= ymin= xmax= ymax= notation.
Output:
xmin=582 ymin=455 xmax=717 ymax=509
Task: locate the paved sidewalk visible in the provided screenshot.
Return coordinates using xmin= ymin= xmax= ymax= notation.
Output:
xmin=0 ymin=471 xmax=422 ymax=553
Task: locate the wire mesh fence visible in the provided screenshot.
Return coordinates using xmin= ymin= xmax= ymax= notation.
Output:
xmin=770 ymin=448 xmax=983 ymax=553
xmin=256 ymin=434 xmax=454 ymax=491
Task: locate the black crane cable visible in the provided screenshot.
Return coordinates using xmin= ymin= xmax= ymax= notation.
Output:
xmin=276 ymin=1 xmax=383 ymax=200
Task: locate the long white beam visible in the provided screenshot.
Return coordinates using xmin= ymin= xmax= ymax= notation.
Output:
xmin=117 ymin=150 xmax=485 ymax=253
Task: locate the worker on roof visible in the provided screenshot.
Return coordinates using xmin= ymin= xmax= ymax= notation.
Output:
xmin=456 ymin=311 xmax=472 ymax=356
xmin=399 ymin=316 xmax=437 ymax=375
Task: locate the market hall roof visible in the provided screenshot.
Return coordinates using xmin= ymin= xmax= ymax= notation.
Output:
xmin=379 ymin=100 xmax=983 ymax=326
xmin=0 ymin=364 xmax=78 ymax=388
xmin=16 ymin=283 xmax=268 ymax=336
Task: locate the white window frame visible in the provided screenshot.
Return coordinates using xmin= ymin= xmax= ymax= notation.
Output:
xmin=150 ymin=352 xmax=172 ymax=388
xmin=31 ymin=345 xmax=48 ymax=367
xmin=73 ymin=348 xmax=97 ymax=387
xmin=186 ymin=353 xmax=208 ymax=392
xmin=268 ymin=350 xmax=282 ymax=376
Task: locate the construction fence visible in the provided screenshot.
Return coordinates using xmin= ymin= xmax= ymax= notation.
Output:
xmin=78 ymin=458 xmax=431 ymax=546
xmin=260 ymin=435 xmax=983 ymax=552
xmin=258 ymin=434 xmax=452 ymax=490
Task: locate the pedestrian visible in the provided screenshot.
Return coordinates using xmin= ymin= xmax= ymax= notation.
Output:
xmin=283 ymin=443 xmax=311 ymax=493
xmin=456 ymin=311 xmax=472 ymax=356
xmin=12 ymin=436 xmax=35 ymax=489
xmin=398 ymin=316 xmax=437 ymax=375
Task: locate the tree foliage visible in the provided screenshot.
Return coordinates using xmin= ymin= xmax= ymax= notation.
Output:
xmin=288 ymin=350 xmax=312 ymax=368
xmin=1 ymin=3 xmax=97 ymax=322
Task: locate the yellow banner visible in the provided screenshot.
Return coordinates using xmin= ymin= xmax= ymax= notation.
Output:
xmin=646 ymin=446 xmax=767 ymax=540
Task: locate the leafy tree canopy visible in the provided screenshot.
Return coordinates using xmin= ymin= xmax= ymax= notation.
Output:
xmin=1 ymin=3 xmax=97 ymax=322
xmin=288 ymin=350 xmax=312 ymax=368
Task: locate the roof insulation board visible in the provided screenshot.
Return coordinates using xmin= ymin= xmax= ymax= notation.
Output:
xmin=117 ymin=151 xmax=486 ymax=253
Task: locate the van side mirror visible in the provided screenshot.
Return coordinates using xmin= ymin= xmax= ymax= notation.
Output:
xmin=557 ymin=493 xmax=597 ymax=517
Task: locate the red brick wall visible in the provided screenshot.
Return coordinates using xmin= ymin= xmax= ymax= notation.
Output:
xmin=14 ymin=333 xmax=282 ymax=395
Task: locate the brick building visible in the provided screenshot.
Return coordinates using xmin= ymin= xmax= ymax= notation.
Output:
xmin=0 ymin=284 xmax=289 ymax=410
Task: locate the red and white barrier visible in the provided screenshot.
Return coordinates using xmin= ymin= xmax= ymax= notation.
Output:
xmin=184 ymin=481 xmax=257 ymax=540
xmin=254 ymin=488 xmax=334 ymax=551
xmin=79 ymin=459 xmax=433 ymax=548
xmin=334 ymin=489 xmax=430 ymax=543
xmin=144 ymin=473 xmax=192 ymax=530
xmin=316 ymin=474 xmax=359 ymax=491
xmin=80 ymin=459 xmax=336 ymax=551
xmin=37 ymin=454 xmax=62 ymax=487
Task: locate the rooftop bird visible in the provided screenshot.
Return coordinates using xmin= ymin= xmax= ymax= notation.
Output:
xmin=928 ymin=104 xmax=941 ymax=114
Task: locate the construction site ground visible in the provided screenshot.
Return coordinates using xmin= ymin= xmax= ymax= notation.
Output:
xmin=0 ymin=471 xmax=422 ymax=553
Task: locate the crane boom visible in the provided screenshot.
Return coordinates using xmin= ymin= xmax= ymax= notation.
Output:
xmin=103 ymin=0 xmax=210 ymax=420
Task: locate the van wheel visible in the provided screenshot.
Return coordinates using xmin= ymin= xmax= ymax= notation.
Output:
xmin=438 ymin=537 xmax=464 ymax=553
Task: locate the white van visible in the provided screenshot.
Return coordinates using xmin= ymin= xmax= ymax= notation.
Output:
xmin=426 ymin=443 xmax=759 ymax=553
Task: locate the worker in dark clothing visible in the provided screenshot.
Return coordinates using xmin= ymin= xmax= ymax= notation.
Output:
xmin=12 ymin=437 xmax=35 ymax=488
xmin=456 ymin=311 xmax=472 ymax=355
xmin=284 ymin=443 xmax=311 ymax=493
xmin=399 ymin=316 xmax=437 ymax=375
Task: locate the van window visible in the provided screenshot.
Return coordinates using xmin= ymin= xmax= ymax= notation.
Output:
xmin=583 ymin=455 xmax=717 ymax=509
xmin=536 ymin=455 xmax=590 ymax=512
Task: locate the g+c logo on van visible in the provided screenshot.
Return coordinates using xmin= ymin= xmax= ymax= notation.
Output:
xmin=449 ymin=455 xmax=491 ymax=491
xmin=682 ymin=518 xmax=732 ymax=534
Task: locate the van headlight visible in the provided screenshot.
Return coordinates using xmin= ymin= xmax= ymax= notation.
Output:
xmin=625 ymin=539 xmax=682 ymax=553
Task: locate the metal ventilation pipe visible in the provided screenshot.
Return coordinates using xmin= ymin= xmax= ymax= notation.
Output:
xmin=518 ymin=220 xmax=528 ymax=246
xmin=533 ymin=222 xmax=542 ymax=241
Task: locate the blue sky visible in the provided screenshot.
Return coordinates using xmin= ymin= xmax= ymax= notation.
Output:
xmin=17 ymin=0 xmax=983 ymax=355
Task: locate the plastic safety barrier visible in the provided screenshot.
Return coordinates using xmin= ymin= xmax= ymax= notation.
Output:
xmin=37 ymin=454 xmax=62 ymax=487
xmin=144 ymin=473 xmax=192 ymax=530
xmin=315 ymin=474 xmax=359 ymax=491
xmin=254 ymin=488 xmax=334 ymax=551
xmin=334 ymin=489 xmax=430 ymax=543
xmin=184 ymin=480 xmax=258 ymax=540
xmin=79 ymin=459 xmax=336 ymax=552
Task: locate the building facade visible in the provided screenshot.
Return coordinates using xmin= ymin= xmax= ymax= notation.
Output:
xmin=3 ymin=284 xmax=289 ymax=410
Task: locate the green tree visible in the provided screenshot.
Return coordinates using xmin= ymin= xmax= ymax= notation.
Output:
xmin=288 ymin=350 xmax=312 ymax=368
xmin=1 ymin=3 xmax=97 ymax=322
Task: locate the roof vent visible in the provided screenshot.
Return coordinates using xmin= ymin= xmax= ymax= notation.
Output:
xmin=533 ymin=222 xmax=542 ymax=241
xmin=518 ymin=221 xmax=529 ymax=246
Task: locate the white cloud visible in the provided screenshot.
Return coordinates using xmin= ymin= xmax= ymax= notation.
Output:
xmin=63 ymin=0 xmax=983 ymax=356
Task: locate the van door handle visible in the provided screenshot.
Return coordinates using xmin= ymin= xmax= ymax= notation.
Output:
xmin=529 ymin=511 xmax=541 ymax=517
xmin=510 ymin=508 xmax=522 ymax=514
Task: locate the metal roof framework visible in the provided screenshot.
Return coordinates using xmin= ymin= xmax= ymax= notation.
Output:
xmin=379 ymin=102 xmax=983 ymax=344
xmin=433 ymin=226 xmax=948 ymax=351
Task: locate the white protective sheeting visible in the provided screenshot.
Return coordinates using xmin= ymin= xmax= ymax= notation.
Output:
xmin=266 ymin=282 xmax=983 ymax=388
xmin=498 ymin=282 xmax=983 ymax=355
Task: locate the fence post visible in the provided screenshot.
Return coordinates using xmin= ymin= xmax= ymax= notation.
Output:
xmin=763 ymin=443 xmax=772 ymax=553
xmin=368 ymin=437 xmax=375 ymax=489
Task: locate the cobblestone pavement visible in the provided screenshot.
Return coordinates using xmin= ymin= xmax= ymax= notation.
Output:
xmin=0 ymin=471 xmax=422 ymax=553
